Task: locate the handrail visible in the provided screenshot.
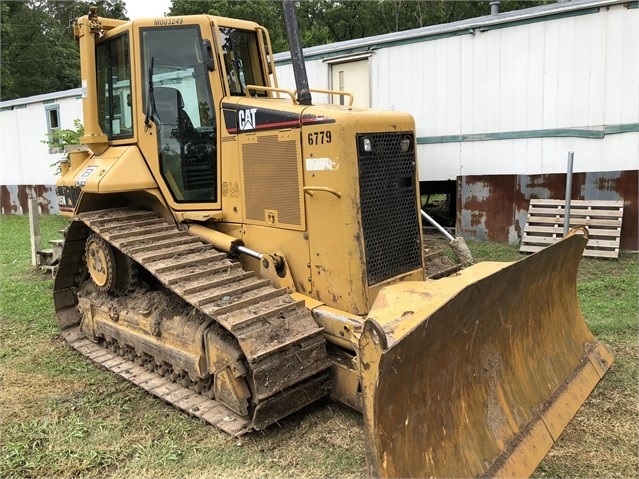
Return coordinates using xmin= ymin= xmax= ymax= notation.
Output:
xmin=308 ymin=88 xmax=354 ymax=107
xmin=246 ymin=85 xmax=355 ymax=107
xmin=257 ymin=26 xmax=279 ymax=89
xmin=303 ymin=186 xmax=342 ymax=199
xmin=245 ymin=85 xmax=296 ymax=103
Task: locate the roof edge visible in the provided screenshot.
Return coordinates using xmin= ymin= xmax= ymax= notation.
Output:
xmin=273 ymin=0 xmax=629 ymax=63
xmin=0 ymin=88 xmax=83 ymax=109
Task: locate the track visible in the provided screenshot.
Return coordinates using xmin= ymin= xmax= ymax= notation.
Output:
xmin=54 ymin=207 xmax=331 ymax=435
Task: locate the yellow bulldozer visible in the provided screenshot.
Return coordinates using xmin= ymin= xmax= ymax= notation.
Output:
xmin=53 ymin=4 xmax=613 ymax=477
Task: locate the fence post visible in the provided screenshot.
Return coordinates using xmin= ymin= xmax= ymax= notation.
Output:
xmin=29 ymin=198 xmax=41 ymax=266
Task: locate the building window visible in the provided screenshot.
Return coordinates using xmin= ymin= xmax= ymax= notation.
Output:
xmin=45 ymin=104 xmax=62 ymax=154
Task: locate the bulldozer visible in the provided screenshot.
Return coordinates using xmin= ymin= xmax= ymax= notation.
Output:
xmin=53 ymin=4 xmax=613 ymax=477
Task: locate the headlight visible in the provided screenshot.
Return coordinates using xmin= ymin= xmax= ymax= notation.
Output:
xmin=400 ymin=136 xmax=412 ymax=153
xmin=361 ymin=137 xmax=372 ymax=153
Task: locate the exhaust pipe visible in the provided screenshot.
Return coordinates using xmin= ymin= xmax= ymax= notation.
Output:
xmin=282 ymin=0 xmax=312 ymax=105
xmin=74 ymin=7 xmax=109 ymax=154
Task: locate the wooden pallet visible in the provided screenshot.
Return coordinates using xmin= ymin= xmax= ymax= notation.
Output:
xmin=520 ymin=199 xmax=624 ymax=258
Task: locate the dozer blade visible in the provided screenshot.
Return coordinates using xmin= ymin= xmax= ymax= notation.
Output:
xmin=359 ymin=228 xmax=613 ymax=478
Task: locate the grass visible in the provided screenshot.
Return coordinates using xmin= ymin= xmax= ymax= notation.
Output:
xmin=1 ymin=216 xmax=637 ymax=478
xmin=533 ymin=248 xmax=638 ymax=479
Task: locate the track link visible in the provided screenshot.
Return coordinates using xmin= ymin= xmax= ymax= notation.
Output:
xmin=54 ymin=207 xmax=331 ymax=434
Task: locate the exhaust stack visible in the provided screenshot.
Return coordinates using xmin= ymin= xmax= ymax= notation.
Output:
xmin=282 ymin=0 xmax=312 ymax=105
xmin=74 ymin=8 xmax=109 ymax=154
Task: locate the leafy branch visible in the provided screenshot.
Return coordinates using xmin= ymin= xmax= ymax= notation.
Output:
xmin=42 ymin=118 xmax=84 ymax=173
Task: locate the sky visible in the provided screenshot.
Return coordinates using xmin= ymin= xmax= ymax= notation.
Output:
xmin=124 ymin=0 xmax=172 ymax=20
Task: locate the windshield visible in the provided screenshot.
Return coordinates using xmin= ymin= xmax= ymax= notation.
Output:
xmin=219 ymin=27 xmax=267 ymax=96
xmin=141 ymin=26 xmax=215 ymax=130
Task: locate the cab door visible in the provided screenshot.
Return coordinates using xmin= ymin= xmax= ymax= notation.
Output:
xmin=138 ymin=19 xmax=221 ymax=209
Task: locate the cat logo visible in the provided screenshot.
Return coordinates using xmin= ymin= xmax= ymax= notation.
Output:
xmin=238 ymin=108 xmax=258 ymax=131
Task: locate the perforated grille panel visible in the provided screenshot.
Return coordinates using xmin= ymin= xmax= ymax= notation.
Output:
xmin=242 ymin=135 xmax=302 ymax=228
xmin=357 ymin=133 xmax=422 ymax=285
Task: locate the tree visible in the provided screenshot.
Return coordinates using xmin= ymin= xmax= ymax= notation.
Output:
xmin=42 ymin=118 xmax=84 ymax=173
xmin=168 ymin=0 xmax=550 ymax=52
xmin=0 ymin=0 xmax=550 ymax=101
xmin=170 ymin=0 xmax=290 ymax=51
xmin=0 ymin=0 xmax=127 ymax=101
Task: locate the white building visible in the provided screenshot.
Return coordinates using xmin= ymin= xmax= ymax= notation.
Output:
xmin=1 ymin=0 xmax=636 ymax=247
xmin=0 ymin=88 xmax=82 ymax=214
xmin=274 ymin=0 xmax=638 ymax=247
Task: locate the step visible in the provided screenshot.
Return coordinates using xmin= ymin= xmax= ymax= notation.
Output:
xmin=150 ymin=251 xmax=228 ymax=274
xmin=216 ymin=294 xmax=300 ymax=332
xmin=165 ymin=260 xmax=240 ymax=286
xmin=174 ymin=269 xmax=253 ymax=296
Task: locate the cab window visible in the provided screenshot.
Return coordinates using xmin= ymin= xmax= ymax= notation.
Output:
xmin=220 ymin=28 xmax=267 ymax=96
xmin=96 ymin=33 xmax=133 ymax=138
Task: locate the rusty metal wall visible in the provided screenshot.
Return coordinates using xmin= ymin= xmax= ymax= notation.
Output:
xmin=457 ymin=170 xmax=638 ymax=250
xmin=1 ymin=185 xmax=58 ymax=215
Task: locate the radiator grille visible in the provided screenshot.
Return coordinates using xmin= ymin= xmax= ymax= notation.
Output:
xmin=242 ymin=135 xmax=302 ymax=228
xmin=357 ymin=133 xmax=422 ymax=285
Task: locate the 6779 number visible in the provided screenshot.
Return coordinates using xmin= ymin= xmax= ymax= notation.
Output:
xmin=307 ymin=131 xmax=332 ymax=145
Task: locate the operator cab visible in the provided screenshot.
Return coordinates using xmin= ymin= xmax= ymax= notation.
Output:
xmin=95 ymin=16 xmax=273 ymax=205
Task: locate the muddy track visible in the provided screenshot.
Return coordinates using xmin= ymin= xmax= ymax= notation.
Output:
xmin=53 ymin=207 xmax=331 ymax=435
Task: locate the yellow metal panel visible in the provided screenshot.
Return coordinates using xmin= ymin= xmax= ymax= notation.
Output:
xmin=240 ymin=131 xmax=305 ymax=230
xmin=59 ymin=146 xmax=156 ymax=193
xmin=359 ymin=230 xmax=613 ymax=478
xmin=96 ymin=147 xmax=158 ymax=192
xmin=241 ymin=224 xmax=310 ymax=294
xmin=219 ymin=106 xmax=244 ymax=224
xmin=492 ymin=343 xmax=613 ymax=477
xmin=301 ymin=107 xmax=418 ymax=314
xmin=539 ymin=350 xmax=605 ymax=442
xmin=490 ymin=419 xmax=555 ymax=478
xmin=330 ymin=362 xmax=362 ymax=412
xmin=129 ymin=15 xmax=224 ymax=213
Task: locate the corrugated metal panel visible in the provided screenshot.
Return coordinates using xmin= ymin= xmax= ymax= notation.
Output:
xmin=422 ymin=2 xmax=637 ymax=179
xmin=0 ymin=88 xmax=82 ymax=109
xmin=458 ymin=170 xmax=638 ymax=249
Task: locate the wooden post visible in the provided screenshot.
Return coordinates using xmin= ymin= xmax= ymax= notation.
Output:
xmin=29 ymin=198 xmax=41 ymax=266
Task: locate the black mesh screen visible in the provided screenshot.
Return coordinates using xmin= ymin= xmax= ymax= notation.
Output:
xmin=357 ymin=133 xmax=422 ymax=285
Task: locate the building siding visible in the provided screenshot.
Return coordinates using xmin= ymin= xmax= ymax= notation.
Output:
xmin=1 ymin=1 xmax=636 ymax=248
xmin=275 ymin=0 xmax=638 ymax=248
xmin=1 ymin=89 xmax=83 ymax=214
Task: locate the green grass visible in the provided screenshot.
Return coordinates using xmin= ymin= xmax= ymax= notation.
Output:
xmin=1 ymin=215 xmax=637 ymax=478
xmin=0 ymin=215 xmax=366 ymax=479
xmin=577 ymin=253 xmax=638 ymax=341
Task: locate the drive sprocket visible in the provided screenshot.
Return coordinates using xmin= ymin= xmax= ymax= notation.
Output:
xmin=85 ymin=233 xmax=116 ymax=292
